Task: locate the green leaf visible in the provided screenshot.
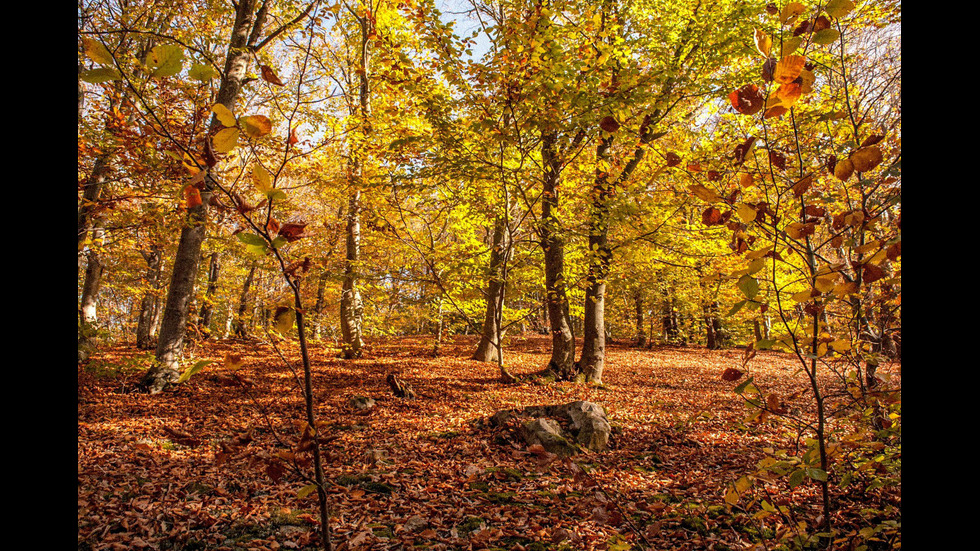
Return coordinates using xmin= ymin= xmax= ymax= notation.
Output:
xmin=189 ymin=63 xmax=217 ymax=81
xmin=79 ymin=68 xmax=121 ymax=83
xmin=81 ymin=38 xmax=114 ymax=65
xmin=297 ymin=484 xmax=317 ymax=499
xmin=147 ymin=44 xmax=184 ymax=78
xmin=737 ymin=275 xmax=760 ymax=299
xmin=825 ymin=0 xmax=856 ymax=18
xmin=237 ymin=233 xmax=267 ymax=247
xmin=177 ymin=360 xmax=214 ymax=383
xmin=812 ymin=29 xmax=841 ymax=45
xmin=727 ymin=300 xmax=746 ymax=316
xmin=734 ymin=376 xmax=754 ymax=394
xmin=788 ymin=469 xmax=806 ymax=488
xmin=806 ymin=468 xmax=828 ymax=482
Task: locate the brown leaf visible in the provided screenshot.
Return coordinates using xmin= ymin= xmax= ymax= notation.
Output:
xmin=769 ymin=150 xmax=787 ymax=170
xmin=260 ymin=65 xmax=285 ymax=86
xmin=729 ymin=84 xmax=765 ymax=115
xmin=665 ymin=152 xmax=682 ymax=167
xmin=702 ymin=207 xmax=723 ymax=226
xmin=732 ymin=136 xmax=757 ymax=165
xmin=722 ymin=368 xmax=744 ymax=382
xmin=278 ymin=223 xmax=309 ymax=242
xmin=599 ymin=116 xmax=620 ymax=133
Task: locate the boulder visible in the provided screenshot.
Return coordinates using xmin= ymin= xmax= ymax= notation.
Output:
xmin=489 ymin=401 xmax=612 ymax=455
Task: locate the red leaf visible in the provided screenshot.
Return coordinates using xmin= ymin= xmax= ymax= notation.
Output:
xmin=721 ymin=368 xmax=744 ymax=382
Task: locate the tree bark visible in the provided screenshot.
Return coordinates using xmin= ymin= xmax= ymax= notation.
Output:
xmin=539 ymin=131 xmax=576 ymax=379
xmin=235 ymin=260 xmax=258 ymax=337
xmin=142 ymin=0 xmax=262 ymax=393
xmin=78 ymin=224 xmax=106 ymax=360
xmin=197 ymin=251 xmax=221 ymax=335
xmin=472 ymin=215 xmax=511 ymax=363
xmin=578 ymin=134 xmax=614 ymax=384
xmin=633 ymin=289 xmax=646 ymax=347
xmin=136 ymin=245 xmax=163 ymax=349
xmin=340 ymin=9 xmax=373 ymax=359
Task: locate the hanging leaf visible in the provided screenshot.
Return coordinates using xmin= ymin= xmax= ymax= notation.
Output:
xmin=274 ymin=306 xmax=296 ymax=334
xmin=702 ymin=207 xmax=723 ymax=226
xmin=813 ymin=28 xmax=841 ymax=44
xmin=729 ymin=84 xmax=765 ymax=115
xmin=81 ymin=37 xmax=114 ymax=65
xmin=722 ymin=368 xmax=744 ymax=382
xmin=732 ymin=136 xmax=757 ymax=164
xmin=834 ymin=158 xmax=854 ymax=181
xmin=736 ymin=203 xmax=758 ymax=223
xmin=296 ymin=484 xmax=317 ymax=499
xmin=212 ymin=104 xmax=237 ymax=128
xmin=177 ymin=360 xmax=214 ymax=383
xmin=184 ymin=185 xmax=203 ymax=209
xmin=189 ymin=63 xmax=217 ymax=81
xmin=774 ymin=55 xmax=806 ymax=84
xmin=278 ymin=223 xmax=310 ymax=242
xmin=754 ymin=29 xmax=772 ymax=57
xmin=689 ymin=184 xmax=720 ymax=203
xmin=791 ymin=174 xmax=813 ymax=198
xmin=213 ymin=127 xmax=240 ymax=153
xmin=737 ymin=275 xmax=760 ymax=299
xmin=146 ymin=44 xmax=184 ymax=78
xmin=252 ymin=164 xmax=273 ymax=193
xmin=780 ymin=2 xmax=806 ymax=25
xmin=665 ymin=152 xmax=682 ymax=167
xmin=825 ymin=0 xmax=856 ymax=18
xmin=288 ymin=127 xmax=300 ymax=145
xmin=850 ymin=146 xmax=884 ymax=172
xmin=599 ymin=116 xmax=620 ymax=133
xmin=240 ymin=115 xmax=273 ymax=138
xmin=79 ymin=68 xmax=121 ymax=83
xmin=260 ymin=64 xmax=285 ymax=86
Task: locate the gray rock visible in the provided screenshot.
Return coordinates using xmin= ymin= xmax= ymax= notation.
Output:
xmin=489 ymin=401 xmax=612 ymax=454
xmin=349 ymin=396 xmax=376 ymax=410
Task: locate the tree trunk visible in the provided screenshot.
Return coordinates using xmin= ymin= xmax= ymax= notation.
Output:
xmin=197 ymin=251 xmax=221 ymax=335
xmin=78 ymin=224 xmax=106 ymax=360
xmin=578 ymin=133 xmax=614 ymax=385
xmin=633 ymin=289 xmax=646 ymax=347
xmin=142 ymin=0 xmax=262 ymax=393
xmin=340 ymin=9 xmax=373 ymax=360
xmin=136 ymin=245 xmax=163 ymax=349
xmin=539 ymin=131 xmax=576 ymax=379
xmin=340 ymin=190 xmax=365 ymax=358
xmin=235 ymin=260 xmax=258 ymax=337
xmin=472 ymin=215 xmax=511 ymax=362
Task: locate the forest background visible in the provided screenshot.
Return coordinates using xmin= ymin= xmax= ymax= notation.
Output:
xmin=77 ymin=0 xmax=901 ymax=549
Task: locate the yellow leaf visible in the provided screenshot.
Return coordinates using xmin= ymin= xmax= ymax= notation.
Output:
xmin=688 ymin=184 xmax=720 ymax=203
xmin=792 ymin=289 xmax=816 ymax=302
xmin=754 ymin=29 xmax=772 ymax=57
xmin=834 ymin=158 xmax=854 ymax=181
xmin=780 ymin=2 xmax=806 ymax=25
xmin=747 ymin=258 xmax=766 ymax=274
xmin=82 ymin=37 xmax=114 ymax=65
xmin=252 ymin=164 xmax=273 ymax=193
xmin=774 ymin=55 xmax=806 ymax=84
xmin=212 ymin=104 xmax=237 ymax=128
xmin=213 ymin=127 xmax=240 ymax=153
xmin=737 ymin=203 xmax=758 ymax=223
xmin=850 ymin=146 xmax=883 ymax=172
xmin=784 ymin=222 xmax=805 ymax=239
xmin=814 ymin=273 xmax=838 ymax=292
xmin=240 ymin=115 xmax=273 ymax=138
xmin=833 ymin=281 xmax=859 ymax=297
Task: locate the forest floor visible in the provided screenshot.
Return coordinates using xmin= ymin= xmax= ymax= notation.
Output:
xmin=77 ymin=335 xmax=901 ymax=551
